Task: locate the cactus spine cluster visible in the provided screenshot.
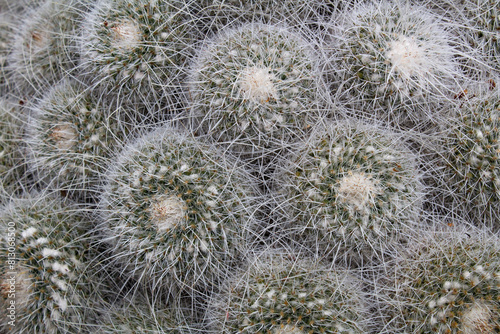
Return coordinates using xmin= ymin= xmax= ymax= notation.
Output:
xmin=99 ymin=125 xmax=259 ymax=294
xmin=79 ymin=0 xmax=198 ymax=109
xmin=273 ymin=121 xmax=424 ymax=264
xmin=377 ymin=225 xmax=500 ymax=333
xmin=328 ymin=0 xmax=461 ymax=126
xmin=0 ymin=194 xmax=97 ymax=334
xmin=25 ymin=80 xmax=130 ymax=200
xmin=188 ymin=23 xmax=324 ymax=159
xmin=207 ymin=250 xmax=371 ymax=333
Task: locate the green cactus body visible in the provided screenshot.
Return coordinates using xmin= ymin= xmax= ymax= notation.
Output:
xmin=208 ymin=251 xmax=370 ymax=333
xmin=0 ymin=195 xmax=96 ymax=334
xmin=8 ymin=0 xmax=84 ymax=98
xmin=188 ymin=23 xmax=324 ymax=159
xmin=273 ymin=122 xmax=423 ymax=264
xmin=0 ymin=99 xmax=25 ymax=200
xmin=442 ymin=90 xmax=500 ymax=228
xmin=331 ymin=1 xmax=460 ymax=126
xmin=25 ymin=80 xmax=130 ymax=201
xmin=99 ymin=126 xmax=259 ymax=293
xmin=79 ymin=0 xmax=198 ymax=109
xmin=380 ymin=226 xmax=500 ymax=333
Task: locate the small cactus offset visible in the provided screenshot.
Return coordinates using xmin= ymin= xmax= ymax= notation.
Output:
xmin=206 ymin=250 xmax=371 ymax=333
xmin=99 ymin=125 xmax=260 ymax=294
xmin=25 ymin=79 xmax=130 ymax=201
xmin=0 ymin=194 xmax=98 ymax=334
xmin=272 ymin=121 xmax=424 ymax=265
xmin=377 ymin=224 xmax=500 ymax=333
xmin=78 ymin=0 xmax=199 ymax=112
xmin=188 ymin=22 xmax=325 ymax=160
xmin=439 ymin=87 xmax=500 ymax=229
xmin=327 ymin=0 xmax=461 ymax=126
xmin=7 ymin=0 xmax=86 ymax=99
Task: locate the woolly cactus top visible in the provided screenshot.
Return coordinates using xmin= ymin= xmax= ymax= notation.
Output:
xmin=99 ymin=125 xmax=259 ymax=293
xmin=188 ymin=23 xmax=324 ymax=159
xmin=207 ymin=251 xmax=370 ymax=333
xmin=273 ymin=121 xmax=424 ymax=263
xmin=25 ymin=80 xmax=130 ymax=200
xmin=0 ymin=195 xmax=94 ymax=334
xmin=79 ymin=0 xmax=198 ymax=106
xmin=330 ymin=0 xmax=460 ymax=125
xmin=379 ymin=226 xmax=500 ymax=333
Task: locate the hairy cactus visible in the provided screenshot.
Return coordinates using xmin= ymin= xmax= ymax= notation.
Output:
xmin=206 ymin=250 xmax=371 ymax=333
xmin=377 ymin=224 xmax=500 ymax=333
xmin=79 ymin=0 xmax=199 ymax=112
xmin=272 ymin=121 xmax=424 ymax=265
xmin=438 ymin=88 xmax=500 ymax=229
xmin=327 ymin=0 xmax=461 ymax=126
xmin=8 ymin=0 xmax=86 ymax=99
xmin=0 ymin=194 xmax=98 ymax=334
xmin=0 ymin=99 xmax=26 ymax=200
xmin=99 ymin=125 xmax=260 ymax=294
xmin=25 ymin=79 xmax=130 ymax=201
xmin=188 ymin=23 xmax=324 ymax=160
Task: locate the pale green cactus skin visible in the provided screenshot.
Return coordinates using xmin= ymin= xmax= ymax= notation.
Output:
xmin=25 ymin=80 xmax=130 ymax=201
xmin=207 ymin=251 xmax=371 ymax=334
xmin=330 ymin=0 xmax=460 ymax=126
xmin=0 ymin=195 xmax=97 ymax=334
xmin=378 ymin=226 xmax=500 ymax=333
xmin=8 ymin=0 xmax=85 ymax=98
xmin=273 ymin=121 xmax=424 ymax=264
xmin=188 ymin=23 xmax=324 ymax=159
xmin=440 ymin=89 xmax=500 ymax=229
xmin=79 ymin=0 xmax=198 ymax=109
xmin=99 ymin=126 xmax=260 ymax=294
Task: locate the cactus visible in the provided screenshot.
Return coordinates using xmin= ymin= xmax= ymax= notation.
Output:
xmin=206 ymin=250 xmax=371 ymax=333
xmin=8 ymin=0 xmax=86 ymax=100
xmin=99 ymin=125 xmax=260 ymax=294
xmin=0 ymin=99 xmax=26 ymax=200
xmin=0 ymin=194 xmax=99 ymax=334
xmin=439 ymin=88 xmax=500 ymax=229
xmin=272 ymin=121 xmax=424 ymax=265
xmin=328 ymin=0 xmax=461 ymax=126
xmin=24 ymin=79 xmax=131 ymax=202
xmin=78 ymin=0 xmax=199 ymax=112
xmin=377 ymin=224 xmax=500 ymax=333
xmin=188 ymin=23 xmax=324 ymax=160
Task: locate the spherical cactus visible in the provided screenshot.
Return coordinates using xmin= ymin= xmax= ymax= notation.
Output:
xmin=188 ymin=23 xmax=325 ymax=160
xmin=327 ymin=0 xmax=461 ymax=126
xmin=377 ymin=224 xmax=500 ymax=333
xmin=78 ymin=0 xmax=199 ymax=112
xmin=25 ymin=79 xmax=131 ymax=201
xmin=99 ymin=125 xmax=260 ymax=295
xmin=0 ymin=194 xmax=98 ymax=334
xmin=0 ymin=99 xmax=26 ymax=200
xmin=8 ymin=0 xmax=86 ymax=99
xmin=0 ymin=12 xmax=14 ymax=95
xmin=272 ymin=121 xmax=424 ymax=265
xmin=438 ymin=88 xmax=500 ymax=229
xmin=206 ymin=250 xmax=372 ymax=333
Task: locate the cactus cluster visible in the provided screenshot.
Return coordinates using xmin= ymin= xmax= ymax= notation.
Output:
xmin=327 ymin=0 xmax=461 ymax=126
xmin=25 ymin=80 xmax=130 ymax=201
xmin=377 ymin=225 xmax=500 ymax=333
xmin=188 ymin=23 xmax=324 ymax=159
xmin=273 ymin=121 xmax=424 ymax=264
xmin=207 ymin=250 xmax=371 ymax=333
xmin=99 ymin=125 xmax=260 ymax=294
